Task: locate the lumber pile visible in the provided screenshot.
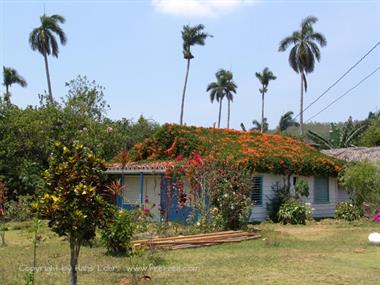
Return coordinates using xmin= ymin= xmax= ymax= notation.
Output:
xmin=132 ymin=230 xmax=261 ymax=250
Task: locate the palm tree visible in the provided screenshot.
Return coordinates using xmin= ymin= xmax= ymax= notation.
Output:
xmin=252 ymin=118 xmax=268 ymax=132
xmin=279 ymin=16 xmax=327 ymax=135
xmin=255 ymin=67 xmax=276 ymax=132
xmin=2 ymin=66 xmax=27 ymax=103
xmin=29 ymin=14 xmax=67 ymax=102
xmin=207 ymin=73 xmax=225 ymax=128
xmin=307 ymin=117 xmax=366 ymax=149
xmin=216 ymin=69 xmax=237 ymax=128
xmin=180 ymin=24 xmax=211 ymax=125
xmin=278 ymin=111 xmax=300 ymax=132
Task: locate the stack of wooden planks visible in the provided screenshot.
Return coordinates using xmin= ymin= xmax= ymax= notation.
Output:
xmin=132 ymin=230 xmax=261 ymax=250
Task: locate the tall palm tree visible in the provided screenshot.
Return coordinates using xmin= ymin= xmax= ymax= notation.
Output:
xmin=278 ymin=111 xmax=300 ymax=132
xmin=216 ymin=69 xmax=237 ymax=128
xmin=180 ymin=24 xmax=211 ymax=125
xmin=207 ymin=73 xmax=225 ymax=128
xmin=255 ymin=67 xmax=276 ymax=132
xmin=2 ymin=66 xmax=27 ymax=103
xmin=278 ymin=16 xmax=327 ymax=135
xmin=29 ymin=14 xmax=67 ymax=102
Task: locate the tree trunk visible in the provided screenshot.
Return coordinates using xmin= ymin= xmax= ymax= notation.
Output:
xmin=218 ymin=99 xmax=222 ymax=128
xmin=261 ymin=90 xmax=265 ymax=133
xmin=70 ymin=237 xmax=81 ymax=285
xmin=4 ymin=85 xmax=10 ymax=103
xmin=300 ymin=73 xmax=304 ymax=135
xmin=43 ymin=52 xmax=53 ymax=103
xmin=180 ymin=59 xmax=191 ymax=125
xmin=227 ymin=98 xmax=231 ymax=129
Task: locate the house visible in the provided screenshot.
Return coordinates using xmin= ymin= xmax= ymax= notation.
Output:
xmin=322 ymin=146 xmax=380 ymax=205
xmin=106 ymin=124 xmax=347 ymax=222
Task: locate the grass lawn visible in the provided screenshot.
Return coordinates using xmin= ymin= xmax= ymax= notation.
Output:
xmin=1 ymin=220 xmax=380 ymax=285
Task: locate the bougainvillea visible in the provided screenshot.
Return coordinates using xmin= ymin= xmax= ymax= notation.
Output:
xmin=128 ymin=124 xmax=342 ymax=177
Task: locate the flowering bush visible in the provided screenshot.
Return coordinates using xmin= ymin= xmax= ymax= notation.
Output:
xmin=335 ymin=201 xmax=363 ymax=221
xmin=128 ymin=124 xmax=342 ymax=177
xmin=278 ymin=199 xmax=310 ymax=225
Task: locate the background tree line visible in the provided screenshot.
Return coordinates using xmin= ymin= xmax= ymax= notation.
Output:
xmin=0 ymin=75 xmax=158 ymax=200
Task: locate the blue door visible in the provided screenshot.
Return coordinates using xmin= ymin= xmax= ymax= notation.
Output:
xmin=160 ymin=177 xmax=192 ymax=223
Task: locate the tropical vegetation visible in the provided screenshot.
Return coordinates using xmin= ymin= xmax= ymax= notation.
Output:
xmin=29 ymin=14 xmax=67 ymax=101
xmin=255 ymin=67 xmax=276 ymax=132
xmin=180 ymin=24 xmax=211 ymax=125
xmin=2 ymin=66 xmax=27 ymax=103
xmin=279 ymin=16 xmax=327 ymax=135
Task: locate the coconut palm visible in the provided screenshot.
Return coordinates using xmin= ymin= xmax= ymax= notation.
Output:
xmin=255 ymin=68 xmax=276 ymax=132
xmin=2 ymin=66 xmax=27 ymax=103
xmin=207 ymin=74 xmax=225 ymax=128
xmin=278 ymin=16 xmax=327 ymax=135
xmin=180 ymin=24 xmax=211 ymax=125
xmin=29 ymin=14 xmax=67 ymax=102
xmin=216 ymin=69 xmax=237 ymax=128
xmin=278 ymin=111 xmax=300 ymax=132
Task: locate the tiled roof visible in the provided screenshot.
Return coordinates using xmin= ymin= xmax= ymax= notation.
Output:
xmin=106 ymin=161 xmax=171 ymax=173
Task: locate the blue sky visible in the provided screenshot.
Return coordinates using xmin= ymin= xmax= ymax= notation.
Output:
xmin=2 ymin=0 xmax=380 ymax=129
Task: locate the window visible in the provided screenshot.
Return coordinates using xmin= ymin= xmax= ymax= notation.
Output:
xmin=314 ymin=177 xmax=329 ymax=204
xmin=251 ymin=176 xmax=263 ymax=206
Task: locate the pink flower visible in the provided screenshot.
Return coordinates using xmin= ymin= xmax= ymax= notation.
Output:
xmin=373 ymin=211 xmax=380 ymax=222
xmin=143 ymin=208 xmax=150 ymax=215
xmin=144 ymin=197 xmax=149 ymax=203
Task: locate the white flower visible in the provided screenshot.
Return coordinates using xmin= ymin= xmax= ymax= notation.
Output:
xmin=224 ymin=193 xmax=228 ymax=198
xmin=196 ymin=222 xmax=201 ymax=226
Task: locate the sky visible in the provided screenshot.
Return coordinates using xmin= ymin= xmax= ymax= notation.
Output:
xmin=1 ymin=0 xmax=380 ymax=129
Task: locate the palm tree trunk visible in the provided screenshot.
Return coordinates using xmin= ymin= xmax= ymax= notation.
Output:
xmin=4 ymin=85 xmax=10 ymax=103
xmin=218 ymin=99 xmax=223 ymax=128
xmin=180 ymin=59 xmax=191 ymax=125
xmin=261 ymin=90 xmax=265 ymax=133
xmin=300 ymin=73 xmax=304 ymax=135
xmin=227 ymin=99 xmax=231 ymax=129
xmin=43 ymin=52 xmax=53 ymax=103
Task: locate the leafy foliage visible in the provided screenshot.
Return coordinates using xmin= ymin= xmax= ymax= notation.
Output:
xmin=339 ymin=161 xmax=380 ymax=212
xmin=36 ymin=142 xmax=112 ymax=285
xmin=0 ymin=76 xmax=158 ymax=199
xmin=181 ymin=24 xmax=212 ymax=60
xmin=278 ymin=111 xmax=299 ymax=132
xmin=101 ymin=209 xmax=136 ymax=255
xmin=278 ymin=199 xmax=311 ymax=225
xmin=2 ymin=66 xmax=27 ymax=103
xmin=307 ymin=116 xmax=366 ymax=149
xmin=359 ymin=117 xmax=380 ymax=147
xmin=129 ymin=124 xmax=342 ymax=177
xmin=4 ymin=195 xmax=34 ymax=221
xmin=335 ymin=201 xmax=362 ymax=221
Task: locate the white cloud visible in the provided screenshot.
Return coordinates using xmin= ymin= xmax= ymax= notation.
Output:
xmin=151 ymin=0 xmax=257 ymax=18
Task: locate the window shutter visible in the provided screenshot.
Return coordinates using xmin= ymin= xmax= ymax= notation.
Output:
xmin=251 ymin=176 xmax=263 ymax=206
xmin=314 ymin=177 xmax=329 ymax=204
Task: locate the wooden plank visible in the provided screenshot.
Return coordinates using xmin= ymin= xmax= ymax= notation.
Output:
xmin=133 ymin=232 xmax=253 ymax=246
xmin=132 ymin=230 xmax=239 ymax=244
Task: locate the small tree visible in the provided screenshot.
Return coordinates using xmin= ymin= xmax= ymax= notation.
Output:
xmin=37 ymin=142 xmax=110 ymax=285
xmin=340 ymin=161 xmax=380 ymax=212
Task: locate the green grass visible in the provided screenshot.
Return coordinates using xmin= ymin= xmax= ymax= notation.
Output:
xmin=1 ymin=220 xmax=380 ymax=284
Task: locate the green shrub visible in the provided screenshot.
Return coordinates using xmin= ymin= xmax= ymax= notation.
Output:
xmin=278 ymin=199 xmax=308 ymax=225
xmin=4 ymin=195 xmax=34 ymax=221
xmin=101 ymin=209 xmax=136 ymax=255
xmin=335 ymin=201 xmax=362 ymax=221
xmin=266 ymin=182 xmax=291 ymax=223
